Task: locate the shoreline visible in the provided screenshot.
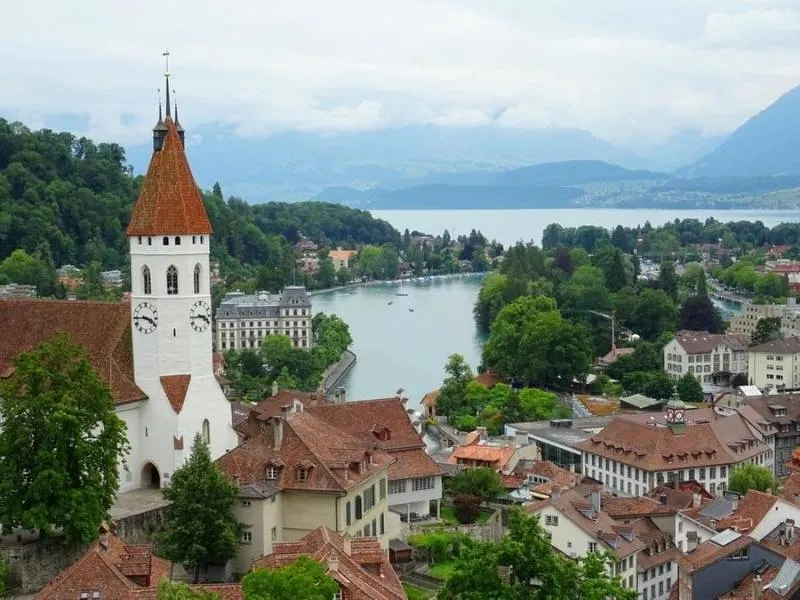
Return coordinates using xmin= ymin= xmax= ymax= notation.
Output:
xmin=308 ymin=271 xmax=487 ymax=297
xmin=321 ymin=349 xmax=357 ymax=394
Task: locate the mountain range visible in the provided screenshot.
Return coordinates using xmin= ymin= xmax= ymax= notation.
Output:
xmin=120 ymin=82 xmax=800 ymax=209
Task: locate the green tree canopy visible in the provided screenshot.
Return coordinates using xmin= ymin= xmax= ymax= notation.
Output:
xmin=752 ymin=317 xmax=783 ymax=346
xmin=241 ymin=556 xmax=339 ymax=600
xmin=437 ymin=354 xmax=474 ymax=416
xmin=446 ymin=468 xmax=505 ymax=502
xmin=157 ymin=580 xmax=221 ymax=599
xmin=676 ymin=373 xmax=704 ymax=403
xmin=629 ymin=289 xmax=678 ymax=341
xmin=729 ymin=464 xmax=781 ymax=495
xmin=159 ymin=434 xmax=242 ymax=583
xmin=678 ymin=295 xmax=723 ymax=333
xmin=0 ymin=333 xmax=128 ymax=543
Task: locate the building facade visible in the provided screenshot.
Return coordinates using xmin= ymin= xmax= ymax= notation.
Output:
xmin=664 ymin=330 xmax=750 ymax=383
xmin=742 ymin=394 xmax=800 ymax=477
xmin=575 ymin=402 xmax=773 ymax=499
xmin=747 ymin=337 xmax=800 ymax=391
xmin=215 ymin=288 xmax=313 ymax=350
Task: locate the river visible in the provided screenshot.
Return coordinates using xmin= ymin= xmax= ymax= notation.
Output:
xmin=372 ymin=208 xmax=800 ymax=247
xmin=315 ymin=208 xmax=799 ymax=408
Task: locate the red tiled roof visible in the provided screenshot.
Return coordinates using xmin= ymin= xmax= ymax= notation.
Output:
xmin=217 ymin=409 xmax=395 ymax=493
xmin=679 ymin=535 xmax=754 ymax=573
xmin=126 ymin=118 xmax=212 ymax=236
xmin=602 ymin=496 xmax=675 ymax=519
xmin=160 ymin=374 xmax=191 ymax=414
xmin=0 ymin=299 xmax=145 ymax=405
xmin=448 ymin=444 xmax=516 ymax=470
xmin=576 ymin=409 xmax=769 ymax=471
xmin=253 ymin=527 xmax=404 ymax=600
xmin=781 ymin=472 xmax=800 ymax=506
xmin=715 ymin=490 xmax=777 ymax=534
xmin=36 ymin=528 xmax=242 ymax=600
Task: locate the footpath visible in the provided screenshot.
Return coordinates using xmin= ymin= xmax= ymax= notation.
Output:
xmin=320 ymin=349 xmax=357 ymax=394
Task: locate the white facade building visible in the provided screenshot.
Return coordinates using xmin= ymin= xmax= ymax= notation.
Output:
xmin=664 ymin=330 xmax=750 ymax=383
xmin=747 ymin=337 xmax=800 ymax=391
xmin=215 ymin=288 xmax=313 ymax=351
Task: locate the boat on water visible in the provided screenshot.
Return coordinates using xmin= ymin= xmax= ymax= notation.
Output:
xmin=395 ymin=293 xmax=409 ymax=296
xmin=388 ymin=300 xmax=393 ymax=305
xmin=408 ymin=308 xmax=414 ymax=312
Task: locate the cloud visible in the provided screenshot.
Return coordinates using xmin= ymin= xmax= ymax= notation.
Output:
xmin=1 ymin=0 xmax=800 ymax=144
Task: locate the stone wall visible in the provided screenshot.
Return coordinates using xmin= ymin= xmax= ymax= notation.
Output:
xmin=0 ymin=505 xmax=169 ymax=594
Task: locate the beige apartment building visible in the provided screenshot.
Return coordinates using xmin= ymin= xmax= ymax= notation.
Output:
xmin=747 ymin=337 xmax=800 ymax=391
xmin=663 ymin=330 xmax=750 ymax=383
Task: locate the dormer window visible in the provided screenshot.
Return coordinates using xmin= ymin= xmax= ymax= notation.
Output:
xmin=267 ymin=466 xmax=278 ymax=480
xmin=297 ymin=468 xmax=308 ymax=482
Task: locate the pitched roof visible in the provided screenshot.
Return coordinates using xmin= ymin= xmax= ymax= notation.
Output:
xmin=749 ymin=337 xmax=800 ymax=355
xmin=254 ymin=527 xmax=405 ymax=600
xmin=216 ymin=409 xmax=394 ymax=493
xmin=35 ymin=528 xmax=242 ymax=600
xmin=0 ymin=299 xmax=145 ymax=405
xmin=126 ymin=118 xmax=212 ymax=236
xmin=160 ymin=374 xmax=191 ymax=414
xmin=674 ymin=330 xmax=751 ymax=354
xmin=781 ymin=472 xmax=800 ymax=506
xmin=715 ymin=490 xmax=779 ymax=534
xmin=525 ymin=488 xmax=646 ymax=559
xmin=448 ymin=443 xmax=516 ymax=470
xmin=575 ymin=408 xmax=770 ymax=471
xmin=602 ymin=496 xmax=675 ymax=519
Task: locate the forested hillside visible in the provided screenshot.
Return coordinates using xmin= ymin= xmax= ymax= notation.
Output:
xmin=0 ymin=118 xmax=401 ymax=293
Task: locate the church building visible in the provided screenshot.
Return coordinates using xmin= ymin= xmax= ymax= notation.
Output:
xmin=0 ymin=69 xmax=238 ymax=491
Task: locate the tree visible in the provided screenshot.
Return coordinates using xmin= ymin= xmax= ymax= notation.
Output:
xmin=643 ymin=371 xmax=675 ymax=400
xmin=316 ymin=257 xmax=336 ymax=288
xmin=676 ymin=373 xmax=703 ymax=403
xmin=0 ymin=333 xmax=128 ymax=543
xmin=439 ymin=509 xmax=635 ymax=600
xmin=447 ymin=468 xmax=504 ymax=502
xmin=157 ymin=580 xmax=221 ymax=599
xmin=752 ymin=317 xmax=783 ymax=346
xmin=241 ymin=556 xmax=339 ymax=600
xmin=0 ymin=554 xmax=6 ymax=598
xmin=729 ymin=464 xmax=781 ymax=495
xmin=0 ymin=248 xmax=57 ymax=295
xmin=678 ymin=295 xmax=724 ymax=334
xmin=659 ymin=260 xmax=678 ymax=301
xmin=75 ymin=260 xmax=111 ymax=300
xmin=437 ymin=354 xmax=474 ymax=416
xmin=453 ymin=494 xmax=483 ymax=524
xmin=629 ymin=289 xmax=677 ymax=341
xmin=159 ymin=434 xmax=242 ymax=583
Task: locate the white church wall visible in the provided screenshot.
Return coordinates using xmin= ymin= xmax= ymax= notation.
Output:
xmin=116 ymin=401 xmax=144 ymax=492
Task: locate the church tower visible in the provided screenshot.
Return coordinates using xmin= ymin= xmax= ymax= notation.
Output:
xmin=125 ymin=60 xmax=237 ymax=489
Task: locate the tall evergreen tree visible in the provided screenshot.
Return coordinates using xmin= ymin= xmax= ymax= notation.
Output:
xmin=159 ymin=434 xmax=242 ymax=583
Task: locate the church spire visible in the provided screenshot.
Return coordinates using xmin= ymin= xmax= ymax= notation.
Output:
xmin=174 ymin=91 xmax=185 ymax=148
xmin=152 ymin=88 xmax=167 ymax=151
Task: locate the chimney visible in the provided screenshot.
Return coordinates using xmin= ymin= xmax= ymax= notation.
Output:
xmin=272 ymin=417 xmax=284 ymax=450
xmin=292 ymin=398 xmax=304 ymax=413
xmin=659 ymin=493 xmax=668 ymax=505
xmin=591 ymin=490 xmax=601 ymax=515
xmin=752 ymin=575 xmax=763 ymax=600
xmin=551 ymin=486 xmax=561 ymax=500
xmin=343 ymin=533 xmax=352 ymax=556
xmin=98 ymin=528 xmax=109 ymax=551
xmin=327 ymin=551 xmax=340 ymax=572
xmin=692 ymin=493 xmax=701 ymax=508
xmin=272 ymin=380 xmax=279 ymax=397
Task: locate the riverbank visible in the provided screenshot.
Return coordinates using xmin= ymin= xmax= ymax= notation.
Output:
xmin=320 ymin=349 xmax=357 ymax=394
xmin=309 ymin=271 xmax=487 ymax=297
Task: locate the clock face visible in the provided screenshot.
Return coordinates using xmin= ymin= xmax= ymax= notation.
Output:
xmin=189 ymin=300 xmax=211 ymax=332
xmin=675 ymin=410 xmax=685 ymax=421
xmin=666 ymin=408 xmax=675 ymax=420
xmin=133 ymin=302 xmax=158 ymax=334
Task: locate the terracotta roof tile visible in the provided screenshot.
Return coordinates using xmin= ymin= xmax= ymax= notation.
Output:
xmin=0 ymin=299 xmax=145 ymax=405
xmin=674 ymin=330 xmax=751 ymax=354
xmin=679 ymin=535 xmax=753 ymax=573
xmin=160 ymin=374 xmax=191 ymax=414
xmin=253 ymin=527 xmax=405 ymax=600
xmin=603 ymin=496 xmax=675 ymax=519
xmin=781 ymin=472 xmax=800 ymax=506
xmin=448 ymin=444 xmax=516 ymax=470
xmin=715 ymin=490 xmax=777 ymax=534
xmin=126 ymin=119 xmax=212 ymax=236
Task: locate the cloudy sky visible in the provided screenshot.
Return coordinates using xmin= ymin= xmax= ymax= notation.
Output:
xmin=2 ymin=0 xmax=800 ymax=145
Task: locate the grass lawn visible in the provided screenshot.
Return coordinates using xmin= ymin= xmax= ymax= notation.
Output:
xmin=439 ymin=505 xmax=493 ymax=525
xmin=428 ymin=561 xmax=458 ymax=581
xmin=403 ymin=583 xmax=434 ymax=599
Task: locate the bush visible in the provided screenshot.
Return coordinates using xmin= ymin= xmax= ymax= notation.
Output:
xmin=453 ymin=494 xmax=483 ymax=524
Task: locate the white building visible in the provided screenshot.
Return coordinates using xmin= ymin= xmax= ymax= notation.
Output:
xmin=747 ymin=337 xmax=800 ymax=391
xmin=664 ymin=330 xmax=750 ymax=383
xmin=215 ymin=288 xmax=313 ymax=351
xmin=574 ymin=401 xmax=774 ymax=499
xmin=0 ymin=83 xmax=238 ymax=492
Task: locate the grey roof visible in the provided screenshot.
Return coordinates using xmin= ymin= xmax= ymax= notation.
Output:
xmin=622 ymin=394 xmax=662 ymax=409
xmin=770 ymin=559 xmax=800 ymax=597
xmin=698 ymin=498 xmax=735 ymax=520
xmin=507 ymin=416 xmax=615 ymax=451
xmin=239 ymin=481 xmax=281 ymax=499
xmin=674 ymin=330 xmax=750 ymax=354
xmin=750 ymin=337 xmax=800 ymax=355
xmin=389 ymin=539 xmax=411 ymax=551
xmin=216 ymin=286 xmax=311 ymax=318
xmin=710 ymin=529 xmax=741 ymax=547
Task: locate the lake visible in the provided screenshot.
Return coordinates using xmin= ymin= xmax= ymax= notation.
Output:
xmin=312 ymin=275 xmax=485 ymax=409
xmin=372 ymin=208 xmax=800 ymax=248
xmin=316 ymin=208 xmax=800 ymax=409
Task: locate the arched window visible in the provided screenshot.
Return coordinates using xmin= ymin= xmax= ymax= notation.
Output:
xmin=167 ymin=265 xmax=178 ymax=295
xmin=175 ymin=236 xmax=181 ymax=246
xmin=142 ymin=265 xmax=152 ymax=295
xmin=193 ymin=263 xmax=201 ymax=294
xmin=202 ymin=419 xmax=210 ymax=444
xmin=163 ymin=236 xmax=169 ymax=246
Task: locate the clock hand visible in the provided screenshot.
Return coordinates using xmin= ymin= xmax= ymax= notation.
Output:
xmin=201 ymin=315 xmax=210 ymax=323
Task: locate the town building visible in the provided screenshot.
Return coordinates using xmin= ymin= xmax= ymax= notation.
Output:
xmin=294 ymin=236 xmax=319 ymax=256
xmin=729 ymin=302 xmax=788 ymax=337
xmin=0 ymin=283 xmax=37 ymax=298
xmin=525 ymin=488 xmax=644 ymax=594
xmin=253 ymin=527 xmax=405 ymax=600
xmin=214 ymin=287 xmax=313 ymax=350
xmin=742 ymin=394 xmax=800 ymax=477
xmin=0 ymin=77 xmax=238 ymax=492
xmin=445 ymin=427 xmax=537 ymax=473
xmin=748 ymin=338 xmax=800 ymax=392
xmin=34 ymin=525 xmax=242 ymax=600
xmin=664 ymin=330 xmax=750 ymax=384
xmin=574 ymin=401 xmax=774 ymax=499
xmin=329 ymin=248 xmax=357 ymax=271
